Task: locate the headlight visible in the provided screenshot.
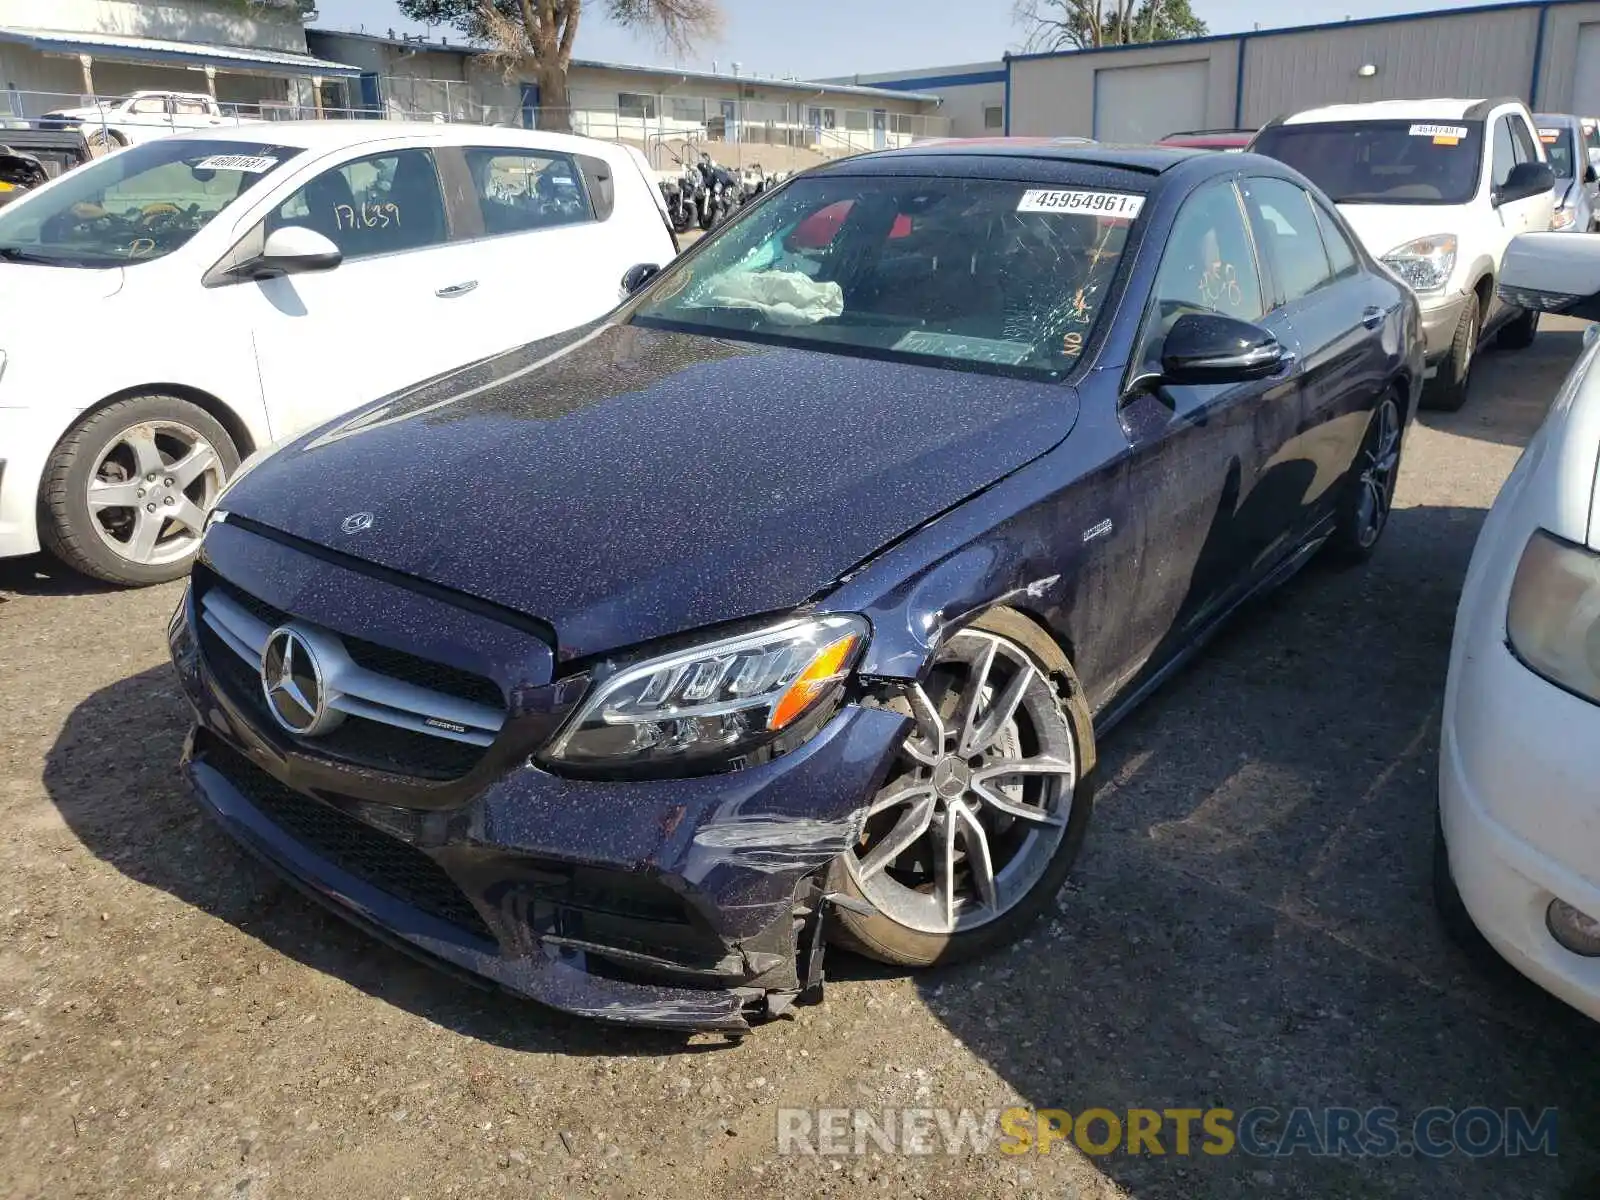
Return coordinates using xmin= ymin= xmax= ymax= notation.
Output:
xmin=543 ymin=614 xmax=868 ymax=773
xmin=1553 ymin=205 xmax=1578 ymax=230
xmin=1381 ymin=234 xmax=1457 ymax=293
xmin=1506 ymin=529 xmax=1600 ymax=705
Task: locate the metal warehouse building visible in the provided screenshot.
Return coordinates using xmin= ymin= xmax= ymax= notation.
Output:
xmin=993 ymin=0 xmax=1600 ymax=142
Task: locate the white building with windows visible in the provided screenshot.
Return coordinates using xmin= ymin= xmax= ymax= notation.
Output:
xmin=822 ymin=62 xmax=1006 ymax=140
xmin=303 ymin=29 xmax=948 ymax=168
xmin=0 ymin=0 xmax=360 ymax=118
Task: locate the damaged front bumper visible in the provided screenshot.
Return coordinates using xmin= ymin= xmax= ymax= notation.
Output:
xmin=168 ymin=554 xmax=907 ymax=1033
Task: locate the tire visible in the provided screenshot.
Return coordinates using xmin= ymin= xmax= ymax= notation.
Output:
xmin=38 ymin=394 xmax=238 ymax=586
xmin=1326 ymin=391 xmax=1403 ymax=564
xmin=1422 ymin=290 xmax=1480 ymax=412
xmin=827 ymin=608 xmax=1097 ymax=968
xmin=1497 ymin=306 xmax=1539 ymax=350
xmin=87 ymin=128 xmax=125 ymax=155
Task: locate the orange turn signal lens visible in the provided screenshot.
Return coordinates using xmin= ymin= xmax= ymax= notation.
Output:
xmin=768 ymin=633 xmax=861 ymax=731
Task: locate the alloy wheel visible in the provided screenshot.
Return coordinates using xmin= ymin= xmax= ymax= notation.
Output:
xmin=86 ymin=420 xmax=225 ymax=567
xmin=844 ymin=629 xmax=1077 ymax=935
xmin=1355 ymin=398 xmax=1402 ymax=549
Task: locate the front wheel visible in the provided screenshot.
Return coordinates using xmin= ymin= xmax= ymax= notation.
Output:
xmin=1422 ymin=291 xmax=1479 ymax=412
xmin=38 ymin=394 xmax=238 ymax=586
xmin=86 ymin=128 xmax=126 ymax=154
xmin=828 ymin=609 xmax=1096 ymax=967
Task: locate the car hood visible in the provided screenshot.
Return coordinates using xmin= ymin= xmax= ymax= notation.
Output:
xmin=225 ymin=323 xmax=1081 ymax=660
xmin=0 ymin=261 xmax=124 ymax=320
xmin=1334 ymin=203 xmax=1468 ymax=262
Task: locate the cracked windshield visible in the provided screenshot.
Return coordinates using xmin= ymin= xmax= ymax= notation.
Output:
xmin=633 ymin=176 xmax=1137 ymax=377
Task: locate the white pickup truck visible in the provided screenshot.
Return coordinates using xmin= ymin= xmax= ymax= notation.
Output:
xmin=41 ymin=91 xmax=257 ymax=151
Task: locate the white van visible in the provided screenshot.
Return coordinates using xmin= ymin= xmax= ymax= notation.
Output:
xmin=1251 ymin=98 xmax=1555 ymax=410
xmin=0 ymin=122 xmax=676 ymax=584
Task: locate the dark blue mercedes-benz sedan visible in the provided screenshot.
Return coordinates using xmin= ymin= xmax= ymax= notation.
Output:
xmin=168 ymin=143 xmax=1423 ymax=1033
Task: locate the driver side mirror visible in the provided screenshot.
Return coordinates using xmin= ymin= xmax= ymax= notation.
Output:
xmin=1495 ymin=161 xmax=1556 ymax=206
xmin=249 ymin=226 xmax=342 ymax=278
xmin=1158 ymin=312 xmax=1289 ymax=385
xmin=1585 ymin=162 xmax=1598 ymax=185
xmin=621 ymin=262 xmax=661 ymax=294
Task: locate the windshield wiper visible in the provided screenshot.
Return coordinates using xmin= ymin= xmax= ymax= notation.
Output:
xmin=0 ymin=246 xmax=59 ymax=265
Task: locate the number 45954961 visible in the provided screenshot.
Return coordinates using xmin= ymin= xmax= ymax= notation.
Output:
xmin=1017 ymin=189 xmax=1146 ymax=219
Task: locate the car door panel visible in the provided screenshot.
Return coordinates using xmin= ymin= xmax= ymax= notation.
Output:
xmin=243 ymin=146 xmax=487 ymax=439
xmin=1109 ymin=179 xmax=1289 ymax=700
xmin=454 ymin=145 xmax=638 ymax=359
xmin=1243 ymin=177 xmax=1393 ymax=549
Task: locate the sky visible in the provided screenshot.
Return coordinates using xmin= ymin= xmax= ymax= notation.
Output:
xmin=310 ymin=0 xmax=1514 ymax=78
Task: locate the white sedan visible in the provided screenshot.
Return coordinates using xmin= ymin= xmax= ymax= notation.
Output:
xmin=1437 ymin=231 xmax=1600 ymax=1020
xmin=0 ymin=122 xmax=675 ymax=584
xmin=41 ymin=91 xmax=251 ymax=151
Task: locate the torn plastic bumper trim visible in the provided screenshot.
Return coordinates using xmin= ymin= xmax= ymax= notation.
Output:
xmin=182 ymin=750 xmax=753 ymax=1032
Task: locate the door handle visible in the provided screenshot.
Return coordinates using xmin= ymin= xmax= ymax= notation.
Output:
xmin=1361 ymin=305 xmax=1385 ymax=329
xmin=435 ymin=281 xmax=479 ymax=298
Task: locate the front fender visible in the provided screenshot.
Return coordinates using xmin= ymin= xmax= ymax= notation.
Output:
xmin=823 ymin=408 xmax=1129 ymax=687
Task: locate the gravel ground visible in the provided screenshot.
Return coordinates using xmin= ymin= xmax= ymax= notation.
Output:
xmin=3 ymin=319 xmax=1599 ymax=1200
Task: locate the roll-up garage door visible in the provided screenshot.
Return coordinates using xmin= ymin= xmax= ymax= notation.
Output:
xmin=1092 ymin=60 xmax=1209 ymax=143
xmin=1575 ymin=23 xmax=1600 ymax=117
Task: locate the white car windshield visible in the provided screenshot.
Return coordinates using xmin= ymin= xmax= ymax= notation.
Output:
xmin=0 ymin=138 xmax=298 ymax=268
xmin=1252 ymin=120 xmax=1485 ymax=205
xmin=632 ymin=175 xmax=1136 ymax=379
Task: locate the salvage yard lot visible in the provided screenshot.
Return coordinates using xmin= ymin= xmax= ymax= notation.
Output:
xmin=3 ymin=322 xmax=1599 ymax=1199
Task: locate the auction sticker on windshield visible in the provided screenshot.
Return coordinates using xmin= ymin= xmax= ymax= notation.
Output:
xmin=1409 ymin=124 xmax=1468 ymax=145
xmin=194 ymin=154 xmax=278 ymax=173
xmin=1018 ymin=189 xmax=1145 ymax=219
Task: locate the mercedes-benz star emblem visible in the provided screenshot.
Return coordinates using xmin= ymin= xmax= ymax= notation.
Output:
xmin=341 ymin=511 xmax=374 ymax=534
xmin=260 ymin=627 xmax=343 ymax=737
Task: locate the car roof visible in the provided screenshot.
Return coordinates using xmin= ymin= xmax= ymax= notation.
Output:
xmin=1282 ymin=98 xmax=1509 ymax=125
xmin=161 ymin=120 xmax=627 ymax=158
xmin=842 ymin=140 xmax=1206 ymax=175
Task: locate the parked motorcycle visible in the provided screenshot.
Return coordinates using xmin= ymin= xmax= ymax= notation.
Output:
xmin=657 ymin=163 xmax=700 ymax=234
xmin=696 ymin=154 xmax=742 ymax=229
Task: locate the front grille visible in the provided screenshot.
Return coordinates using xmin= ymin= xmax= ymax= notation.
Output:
xmin=204 ymin=741 xmax=494 ymax=943
xmin=203 ymin=572 xmax=503 ymax=710
xmin=193 ymin=568 xmax=503 ymax=781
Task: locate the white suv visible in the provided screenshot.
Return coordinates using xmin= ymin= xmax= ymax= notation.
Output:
xmin=0 ymin=123 xmax=676 ymax=584
xmin=1251 ymin=98 xmax=1556 ymax=410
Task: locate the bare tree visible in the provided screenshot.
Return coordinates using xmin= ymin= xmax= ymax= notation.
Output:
xmin=1013 ymin=0 xmax=1206 ymax=51
xmin=397 ymin=0 xmax=723 ymax=131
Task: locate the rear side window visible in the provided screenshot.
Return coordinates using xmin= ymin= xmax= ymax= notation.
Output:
xmin=465 ymin=147 xmax=593 ymax=236
xmin=1509 ymin=114 xmax=1540 ymax=165
xmin=1242 ymin=177 xmax=1332 ymax=304
xmin=1313 ymin=202 xmax=1360 ymax=278
xmin=1491 ymin=116 xmax=1518 ymax=189
xmin=267 ymin=148 xmax=449 ymax=260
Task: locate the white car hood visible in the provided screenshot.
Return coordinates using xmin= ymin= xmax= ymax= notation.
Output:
xmin=0 ymin=263 xmax=124 ymax=329
xmin=1334 ymin=203 xmax=1470 ymax=263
